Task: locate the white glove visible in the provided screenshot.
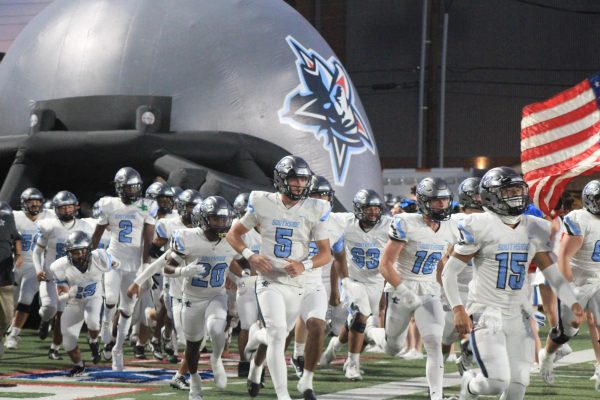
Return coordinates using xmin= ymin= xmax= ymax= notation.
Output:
xmin=393 ymin=283 xmax=422 ymax=309
xmin=180 ymin=263 xmax=209 ymax=277
xmin=440 ymin=292 xmax=452 ymax=312
xmin=341 ymin=278 xmax=359 ymax=306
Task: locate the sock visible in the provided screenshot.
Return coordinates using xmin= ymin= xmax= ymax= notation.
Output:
xmin=293 ymin=342 xmax=306 ymax=358
xmin=189 ymin=372 xmax=202 ymax=395
xmin=302 ymin=369 xmax=314 ymax=387
xmin=348 ymin=352 xmax=360 ymax=364
xmin=75 ymin=360 xmax=84 ymax=367
xmin=50 ymin=343 xmax=60 ymax=351
xmin=10 ymin=327 xmax=21 ymax=337
xmin=332 ymin=337 xmax=342 ymax=351
xmin=102 ymin=306 xmax=116 ymax=344
xmin=249 ymin=359 xmax=263 ymax=383
xmin=114 ymin=315 xmax=132 ymax=350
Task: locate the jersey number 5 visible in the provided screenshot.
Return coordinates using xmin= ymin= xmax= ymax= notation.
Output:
xmin=274 ymin=228 xmax=293 ymax=258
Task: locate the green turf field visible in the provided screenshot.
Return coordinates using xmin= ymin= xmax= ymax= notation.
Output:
xmin=0 ymin=324 xmax=598 ymax=399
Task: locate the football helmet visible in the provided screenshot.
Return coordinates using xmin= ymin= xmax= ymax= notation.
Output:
xmin=416 ymin=177 xmax=453 ymax=221
xmin=20 ymin=187 xmax=44 ymax=216
xmin=480 ymin=167 xmax=529 ymax=216
xmin=176 ymin=189 xmax=203 ymax=222
xmin=273 ymin=155 xmax=312 ymax=201
xmin=65 ymin=230 xmax=92 ymax=272
xmin=582 ymin=180 xmax=600 ymax=215
xmin=458 ymin=177 xmax=483 ymax=211
xmin=309 ymin=175 xmax=335 ymax=206
xmin=233 ymin=192 xmax=250 ymax=218
xmin=145 ymin=182 xmax=175 ymax=213
xmin=114 ymin=167 xmax=143 ymax=204
xmin=52 ymin=191 xmax=79 ymax=222
xmin=353 ymin=189 xmax=383 ymax=227
xmin=193 ymin=196 xmax=235 ymax=238
xmin=92 ymin=200 xmax=102 ymax=219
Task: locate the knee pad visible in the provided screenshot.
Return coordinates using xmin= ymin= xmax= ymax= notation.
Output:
xmin=550 ymin=325 xmax=577 ymax=345
xmin=266 ymin=326 xmax=288 ymax=344
xmin=487 ymin=378 xmax=510 ymax=395
xmin=207 ymin=317 xmax=226 ymax=337
xmin=16 ymin=302 xmax=32 ymax=313
xmin=62 ymin=334 xmax=78 ymax=352
xmin=39 ymin=305 xmax=57 ymax=321
xmin=349 ymin=320 xmax=366 ymax=333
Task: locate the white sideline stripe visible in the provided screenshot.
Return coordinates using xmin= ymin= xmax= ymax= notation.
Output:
xmin=0 ymin=384 xmax=143 ymax=400
xmin=321 ymin=349 xmax=596 ymax=400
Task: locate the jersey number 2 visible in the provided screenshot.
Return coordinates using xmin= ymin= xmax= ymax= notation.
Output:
xmin=118 ymin=220 xmax=133 ymax=243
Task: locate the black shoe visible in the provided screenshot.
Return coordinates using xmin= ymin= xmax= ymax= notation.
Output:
xmin=247 ymin=379 xmax=261 ymax=397
xmin=302 ymin=388 xmax=317 ymax=400
xmin=38 ymin=320 xmax=50 ymax=340
xmin=149 ymin=338 xmax=164 ymax=360
xmin=102 ymin=341 xmax=114 ymax=361
xmin=67 ymin=363 xmax=85 ymax=377
xmin=238 ymin=361 xmax=250 ymax=378
xmin=292 ymin=356 xmax=305 ymax=378
xmin=48 ymin=348 xmax=62 ymax=360
xmin=89 ymin=341 xmax=100 ymax=364
xmin=260 ymin=368 xmax=266 ymax=388
xmin=133 ymin=344 xmax=146 ymax=359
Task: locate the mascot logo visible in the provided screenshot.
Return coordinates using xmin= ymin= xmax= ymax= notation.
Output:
xmin=279 ymin=36 xmax=375 ymax=186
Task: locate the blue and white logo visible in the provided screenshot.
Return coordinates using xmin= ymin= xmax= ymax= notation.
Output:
xmin=279 ymin=36 xmax=375 ymax=186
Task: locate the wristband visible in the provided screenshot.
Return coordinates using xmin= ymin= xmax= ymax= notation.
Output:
xmin=242 ymin=248 xmax=255 ymax=260
xmin=302 ymin=259 xmax=314 ymax=271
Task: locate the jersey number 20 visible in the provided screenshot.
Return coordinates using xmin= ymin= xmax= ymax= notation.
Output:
xmin=191 ymin=262 xmax=228 ymax=288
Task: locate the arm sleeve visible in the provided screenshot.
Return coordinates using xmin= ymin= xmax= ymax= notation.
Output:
xmin=441 ymin=256 xmax=468 ymax=308
xmin=134 ymin=252 xmax=169 ymax=285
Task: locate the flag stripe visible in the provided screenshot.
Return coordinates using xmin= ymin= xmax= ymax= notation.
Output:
xmin=521 ymin=99 xmax=598 ymax=139
xmin=521 ymin=87 xmax=595 ymax=129
xmin=521 ymin=122 xmax=600 ymax=164
xmin=522 ymin=79 xmax=591 ymax=117
xmin=521 ymin=109 xmax=600 ymax=150
xmin=523 ymin=142 xmax=600 ymax=182
xmin=521 ymin=135 xmax=600 ymax=174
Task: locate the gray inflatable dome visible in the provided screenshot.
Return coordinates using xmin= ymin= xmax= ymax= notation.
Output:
xmin=0 ymin=0 xmax=382 ymax=207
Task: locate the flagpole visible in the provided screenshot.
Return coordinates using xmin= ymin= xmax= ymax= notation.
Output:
xmin=439 ymin=11 xmax=448 ymax=168
xmin=417 ymin=0 xmax=429 ymax=168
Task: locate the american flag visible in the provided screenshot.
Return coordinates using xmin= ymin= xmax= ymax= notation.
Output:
xmin=521 ymin=74 xmax=600 ymax=216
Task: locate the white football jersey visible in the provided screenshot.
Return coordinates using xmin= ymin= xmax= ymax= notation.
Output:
xmin=305 ymin=211 xmax=347 ymax=285
xmin=335 ymin=213 xmax=392 ymax=285
xmin=82 ymin=217 xmax=111 ymax=249
xmin=389 ymin=213 xmax=459 ymax=283
xmin=51 ymin=249 xmax=117 ymax=302
xmin=156 ymin=216 xmax=188 ymax=298
xmin=97 ymin=196 xmax=155 ymax=270
xmin=36 ymin=218 xmax=94 ymax=275
xmin=171 ymin=227 xmax=240 ymax=301
xmin=243 ymin=226 xmax=262 ymax=255
xmin=240 ymin=191 xmax=331 ymax=287
xmin=454 ymin=212 xmax=551 ymax=313
xmin=563 ymin=209 xmax=600 ymax=285
xmin=450 ymin=212 xmax=474 ymax=291
xmin=14 ymin=209 xmax=54 ymax=268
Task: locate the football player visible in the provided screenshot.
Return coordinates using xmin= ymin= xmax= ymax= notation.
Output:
xmin=320 ymin=189 xmax=391 ymax=382
xmin=226 ymin=155 xmax=331 ymax=400
xmin=33 ymin=191 xmax=93 ymax=360
xmin=438 ymin=177 xmax=483 ymax=373
xmin=380 ymin=177 xmax=459 ymax=400
xmin=5 ymin=188 xmax=53 ymax=349
xmin=91 ymin=167 xmax=155 ymax=370
xmin=538 ymin=179 xmax=600 ymax=391
xmin=164 ymin=196 xmax=241 ymax=400
xmin=51 ymin=231 xmax=120 ymax=376
xmin=442 ymin=167 xmax=584 ymax=400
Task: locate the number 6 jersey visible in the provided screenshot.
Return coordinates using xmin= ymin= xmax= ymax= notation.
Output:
xmin=454 ymin=212 xmax=551 ymax=313
xmin=97 ymin=196 xmax=155 ymax=271
xmin=171 ymin=227 xmax=241 ymax=301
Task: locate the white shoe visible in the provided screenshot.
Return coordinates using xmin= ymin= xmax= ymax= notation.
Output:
xmin=593 ymin=364 xmax=600 ymax=392
xmin=111 ymin=348 xmax=124 ymax=371
xmin=210 ymin=355 xmax=227 ymax=389
xmin=5 ymin=334 xmax=19 ymax=349
xmin=395 ymin=346 xmax=409 ymax=357
xmin=297 ymin=374 xmax=314 ymax=396
xmin=344 ymin=361 xmax=363 ymax=380
xmin=320 ymin=337 xmax=338 ymax=366
xmin=364 ymin=343 xmax=385 ymax=353
xmin=401 ymin=349 xmax=424 ymax=360
xmin=530 ymin=362 xmax=540 ymax=373
xmin=459 ymin=369 xmax=478 ymax=400
xmin=244 ymin=322 xmax=261 ymax=361
xmin=446 ymin=353 xmax=457 ymax=363
xmin=554 ymin=343 xmax=572 ymax=362
xmin=538 ymin=349 xmax=555 ymax=384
